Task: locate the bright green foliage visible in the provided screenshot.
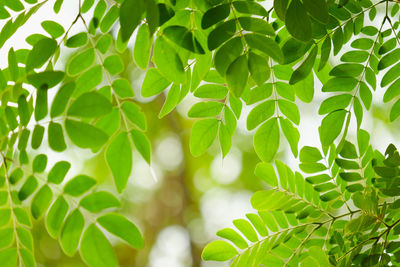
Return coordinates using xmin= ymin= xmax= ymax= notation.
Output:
xmin=2 ymin=0 xmax=400 ymax=266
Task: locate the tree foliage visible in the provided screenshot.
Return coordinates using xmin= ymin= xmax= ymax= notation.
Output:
xmin=1 ymin=0 xmax=400 ymax=266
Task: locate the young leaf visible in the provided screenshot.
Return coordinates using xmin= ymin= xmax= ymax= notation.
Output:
xmin=46 ymin=196 xmax=69 ymax=238
xmin=26 ymin=38 xmax=57 ymax=71
xmin=97 ymin=213 xmax=144 ymax=249
xmin=48 ymin=122 xmax=67 ymax=152
xmin=67 ymin=92 xmax=112 ymax=118
xmin=190 ymin=119 xmax=219 ymax=157
xmin=285 ymin=0 xmax=312 ymax=42
xmin=202 ymin=240 xmax=237 ymax=261
xmin=80 ymin=224 xmax=119 ymax=267
xmin=130 ymin=129 xmax=151 ymax=164
xmin=106 ymin=132 xmax=132 ymax=193
xmin=290 ymin=46 xmax=317 ymax=84
xmin=65 ymin=119 xmax=108 ymax=149
xmin=60 ymin=209 xmax=84 ymax=256
xmin=319 ymin=109 xmax=347 ymax=146
xmin=226 ymin=55 xmax=248 ymax=97
xmin=80 ymin=191 xmax=121 ymax=213
xmin=201 ymin=3 xmax=230 ymax=29
xmin=64 ymin=175 xmax=96 ymax=196
xmin=119 ymin=0 xmax=144 ymax=42
xmin=254 ymin=118 xmax=280 ymax=162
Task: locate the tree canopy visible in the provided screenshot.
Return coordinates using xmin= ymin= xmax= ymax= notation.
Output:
xmin=1 ymin=0 xmax=400 ymax=266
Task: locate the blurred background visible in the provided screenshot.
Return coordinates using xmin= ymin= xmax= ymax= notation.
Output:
xmin=0 ymin=0 xmax=398 ymax=266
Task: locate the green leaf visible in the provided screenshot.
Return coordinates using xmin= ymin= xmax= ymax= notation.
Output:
xmin=238 ymin=17 xmax=275 ymax=36
xmin=145 ymin=0 xmax=159 ymax=35
xmin=318 ymin=36 xmax=331 ymax=71
xmin=190 ymin=118 xmax=219 ymax=157
xmin=294 ymin=71 xmax=314 ymax=103
xmin=46 ymin=196 xmax=69 ymax=238
xmin=290 ymin=46 xmax=317 ymax=84
xmin=68 ymin=92 xmax=112 ymax=118
xmin=303 ymin=0 xmax=329 ymax=24
xmin=100 ymin=5 xmax=119 ymax=33
xmin=214 ymin=37 xmax=243 ymax=76
xmin=51 ymin=82 xmax=75 ymax=118
xmin=18 ymin=175 xmax=38 ymax=201
xmin=8 ymin=48 xmax=18 ymax=81
xmin=48 ymin=122 xmax=67 ymax=152
xmin=244 ymin=33 xmax=284 ymax=64
xmin=322 ymin=77 xmax=358 ymax=92
xmin=33 ymin=154 xmax=47 ymax=173
xmin=31 ymin=124 xmax=45 ymax=149
xmin=0 ymin=248 xmax=17 ymax=267
xmin=219 ymin=123 xmax=232 ymax=157
xmin=329 ymin=63 xmax=364 ymax=77
xmin=74 ymin=65 xmax=103 ymax=96
xmin=0 ymin=209 xmax=11 ymax=227
xmin=67 ymin=48 xmax=95 ymax=76
xmin=48 ymin=161 xmax=70 ymax=184
xmin=64 ymin=175 xmax=96 ymax=196
xmin=119 ymin=0 xmax=144 ymax=42
xmin=18 ymin=95 xmax=30 ymax=126
xmin=254 ymin=162 xmax=278 ymax=187
xmin=65 ymin=119 xmax=108 ymax=149
xmin=163 ymin=26 xmax=205 ymax=54
xmin=285 ymin=0 xmax=312 ymax=42
xmin=121 ymin=102 xmax=147 ymax=130
xmin=188 ymin=101 xmax=224 ymax=118
xmin=27 ymin=71 xmax=65 ymax=89
xmin=80 ymin=224 xmax=118 ymax=267
xmin=226 ymin=55 xmax=248 ymax=97
xmin=31 ymin=185 xmax=52 ymax=219
xmin=65 ymin=32 xmax=88 ymax=48
xmin=194 ymin=84 xmax=227 ymax=99
xmin=153 ymin=36 xmax=185 ymax=84
xmin=274 ymin=0 xmax=289 ymax=21
xmin=112 ymin=78 xmax=134 ymax=98
xmin=26 ymin=37 xmax=57 ymax=71
xmin=201 ymin=3 xmax=230 ymax=29
xmin=80 ymin=191 xmax=121 ymax=213
xmin=247 ymin=100 xmax=275 ymax=130
xmin=233 ymin=1 xmax=268 ymax=16
xmin=339 ymin=140 xmax=358 ymax=159
xmin=130 ymin=129 xmax=151 ymax=164
xmin=248 ymin=52 xmax=270 ymax=86
xmin=208 ymin=19 xmax=237 ymax=50
xmin=341 ymin=50 xmax=369 ymax=63
xmin=141 ymin=68 xmax=171 ymax=97
xmin=97 ymin=213 xmax=144 ymax=249
xmin=390 ymin=98 xmax=400 ymax=121
xmin=233 ymin=219 xmax=258 ymax=242
xmin=381 ymin=63 xmax=400 ymax=87
xmin=378 ymin=48 xmax=400 ymax=70
xmin=319 ymin=109 xmax=347 ymax=146
xmin=254 ymin=118 xmax=280 ymax=162
xmin=106 ymin=132 xmax=132 ymax=193
xmin=159 ymin=84 xmax=180 ymax=118
xmin=14 ymin=208 xmax=32 ymax=227
xmin=280 ymin=117 xmax=300 ymax=157
xmin=319 ymin=94 xmax=352 ymax=115
xmin=96 ymin=34 xmax=112 ymax=54
xmin=202 ymin=240 xmax=237 ymax=261
xmin=133 ymin=24 xmax=152 ymax=69
xmin=41 ymin=20 xmax=64 ymax=38
xmin=104 ymin=54 xmax=124 ymax=75
xmin=217 ymin=228 xmax=247 ymax=249
xmin=60 ymin=209 xmax=84 ymax=256
xmin=0 ymin=229 xmax=14 ymax=249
